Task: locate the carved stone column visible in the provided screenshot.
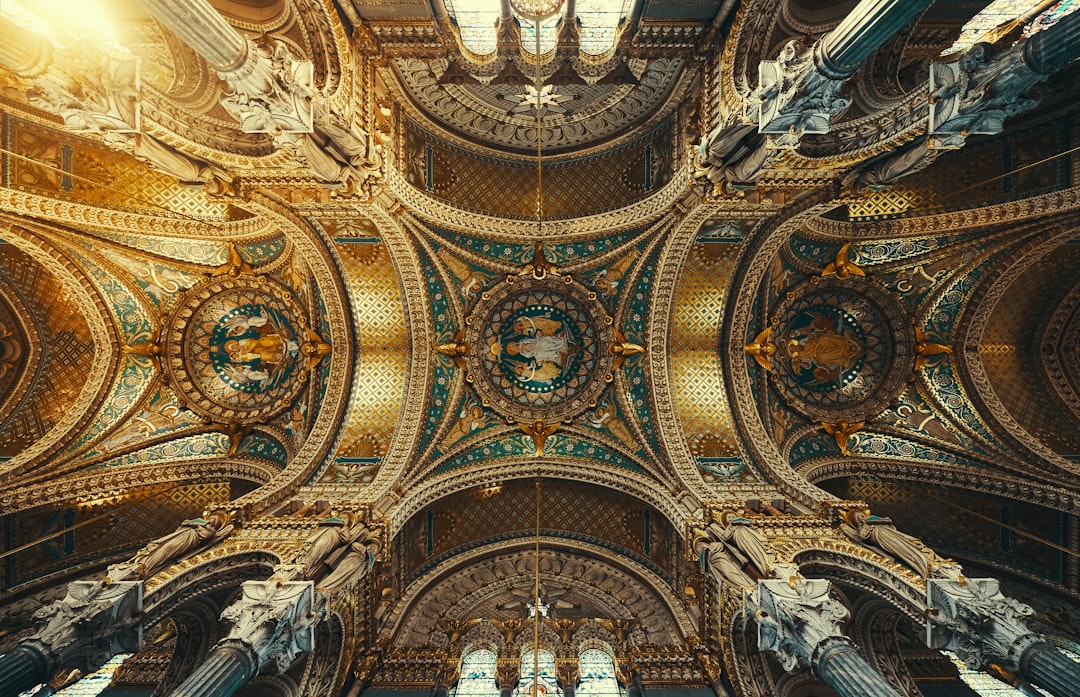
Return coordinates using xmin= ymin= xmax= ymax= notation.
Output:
xmin=167 ymin=579 xmax=321 ymax=697
xmin=0 ymin=580 xmax=143 ymax=697
xmin=929 ymin=7 xmax=1080 ymax=148
xmin=753 ymin=579 xmax=902 ymax=697
xmin=754 ymin=0 xmax=933 ymax=134
xmin=927 ymin=577 xmax=1080 ymax=697
xmin=137 ymin=0 xmax=313 ymax=133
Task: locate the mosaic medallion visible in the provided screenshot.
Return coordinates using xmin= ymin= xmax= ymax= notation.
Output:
xmin=163 ymin=275 xmax=313 ymax=423
xmin=770 ymin=277 xmax=913 ymax=421
xmin=462 ymin=275 xmax=616 ymax=424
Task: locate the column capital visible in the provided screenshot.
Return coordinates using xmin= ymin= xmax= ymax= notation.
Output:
xmin=752 ymin=578 xmax=849 ymax=673
xmin=218 ymin=579 xmax=323 ymax=675
xmin=926 ymin=577 xmax=1043 ymax=674
xmin=25 ymin=580 xmax=143 ymax=674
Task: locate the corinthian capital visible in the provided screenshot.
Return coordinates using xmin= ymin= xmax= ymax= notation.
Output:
xmin=752 ymin=578 xmax=849 ymax=673
xmin=926 ymin=577 xmax=1042 ymax=673
xmin=25 ymin=579 xmax=143 ymax=674
xmin=218 ymin=579 xmax=323 ymax=675
xmin=218 ymin=36 xmax=314 ymax=134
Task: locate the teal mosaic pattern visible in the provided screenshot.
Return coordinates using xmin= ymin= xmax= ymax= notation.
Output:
xmin=71 ymin=357 xmax=156 ymax=451
xmin=237 ymin=431 xmax=289 ymax=466
xmin=418 ymin=248 xmax=455 ymax=456
xmin=84 ymin=384 xmax=201 ymax=459
xmin=623 ymin=246 xmax=661 ymax=443
xmin=431 ymin=227 xmax=646 ymax=269
xmin=436 ymin=430 xmax=642 ymax=472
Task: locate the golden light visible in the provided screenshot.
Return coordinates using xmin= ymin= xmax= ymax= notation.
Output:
xmin=5 ymin=0 xmax=123 ymax=48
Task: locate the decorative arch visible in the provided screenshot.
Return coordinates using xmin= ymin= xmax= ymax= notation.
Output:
xmin=384 ymin=538 xmax=696 ymax=649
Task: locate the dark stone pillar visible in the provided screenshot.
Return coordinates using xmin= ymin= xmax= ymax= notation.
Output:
xmin=166 ymin=644 xmax=257 ymax=697
xmin=1024 ymin=6 xmax=1080 ymax=75
xmin=1019 ymin=641 xmax=1080 ymax=697
xmin=817 ymin=0 xmax=935 ymax=78
xmin=0 ymin=646 xmax=50 ymax=697
xmin=815 ymin=639 xmax=904 ymax=697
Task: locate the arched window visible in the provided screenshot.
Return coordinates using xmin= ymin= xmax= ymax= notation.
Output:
xmin=576 ymin=649 xmax=623 ymax=697
xmin=577 ymin=0 xmax=632 ymax=55
xmin=515 ymin=648 xmax=561 ymax=697
xmin=443 ymin=0 xmax=633 ymax=57
xmin=944 ymin=0 xmax=1080 ymax=56
xmin=445 ymin=0 xmax=501 ymax=55
xmin=453 ymin=649 xmax=500 ymax=697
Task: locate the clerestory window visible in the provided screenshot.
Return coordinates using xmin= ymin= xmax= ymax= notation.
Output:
xmin=452 ymin=649 xmax=500 ymax=697
xmin=444 ymin=0 xmax=631 ymax=57
xmin=944 ymin=0 xmax=1080 ymax=56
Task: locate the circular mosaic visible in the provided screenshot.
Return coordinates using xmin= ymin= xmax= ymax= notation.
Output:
xmin=462 ymin=275 xmax=616 ymax=423
xmin=164 ymin=275 xmax=311 ymax=423
xmin=770 ymin=278 xmax=913 ymax=421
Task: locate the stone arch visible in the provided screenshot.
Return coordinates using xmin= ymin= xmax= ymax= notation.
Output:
xmin=0 ymin=218 xmax=119 ymax=475
xmin=384 ymin=538 xmax=695 ymax=650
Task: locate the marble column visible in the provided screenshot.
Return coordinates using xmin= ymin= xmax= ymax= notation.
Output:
xmin=168 ymin=645 xmax=257 ymax=697
xmin=136 ymin=0 xmax=248 ymax=72
xmin=754 ymin=0 xmax=934 ymax=134
xmin=0 ymin=581 xmax=142 ymax=697
xmin=1021 ymin=642 xmax=1080 ymax=697
xmin=137 ymin=0 xmax=313 ymax=133
xmin=928 ymin=577 xmax=1080 ymax=697
xmin=816 ymin=0 xmax=934 ymax=79
xmin=929 ymin=6 xmax=1080 ymax=146
xmin=0 ymin=645 xmax=49 ymax=697
xmin=753 ymin=579 xmax=902 ymax=697
xmin=164 ymin=579 xmax=319 ymax=697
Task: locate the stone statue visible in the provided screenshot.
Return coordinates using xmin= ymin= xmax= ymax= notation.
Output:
xmin=130 ymin=512 xmax=232 ymax=577
xmin=840 ymin=510 xmax=934 ymax=576
xmin=306 ymin=521 xmax=381 ymax=592
xmin=694 ymin=114 xmax=771 ymax=192
xmin=841 ymin=137 xmax=937 ymax=193
xmin=706 ymin=516 xmax=772 ymax=578
xmin=693 ymin=531 xmax=754 ymax=588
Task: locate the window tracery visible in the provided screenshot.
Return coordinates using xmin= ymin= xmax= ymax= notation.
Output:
xmin=515 ymin=648 xmax=561 ymax=697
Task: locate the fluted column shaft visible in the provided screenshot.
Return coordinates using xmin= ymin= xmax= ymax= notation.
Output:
xmin=0 ymin=646 xmax=49 ymax=697
xmin=815 ymin=640 xmax=904 ymax=697
xmin=137 ymin=0 xmax=248 ymax=72
xmin=0 ymin=16 xmax=52 ymax=77
xmin=1024 ymin=7 xmax=1080 ymax=74
xmin=167 ymin=644 xmax=257 ymax=697
xmin=1020 ymin=642 xmax=1080 ymax=697
xmin=818 ymin=0 xmax=933 ymax=78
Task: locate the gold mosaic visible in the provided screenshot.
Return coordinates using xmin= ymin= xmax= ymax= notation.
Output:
xmin=333 ymin=242 xmax=408 ymax=461
xmin=0 ymin=244 xmax=95 ymax=458
xmin=670 ymin=242 xmax=740 ymax=460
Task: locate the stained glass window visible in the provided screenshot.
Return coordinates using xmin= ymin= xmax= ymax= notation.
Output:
xmin=577 ymin=0 xmax=632 ymax=55
xmin=1024 ymin=0 xmax=1080 ymax=37
xmin=452 ymin=649 xmax=499 ymax=697
xmin=944 ymin=0 xmax=1080 ymax=56
xmin=576 ymin=649 xmax=622 ymax=697
xmin=445 ymin=0 xmax=502 ymax=55
xmin=515 ymin=648 xmax=561 ymax=697
xmin=519 ymin=11 xmax=564 ymax=55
